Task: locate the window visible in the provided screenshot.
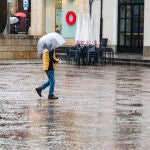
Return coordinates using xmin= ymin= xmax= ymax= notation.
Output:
xmin=118 ymin=0 xmax=144 ymax=53
xmin=120 ymin=0 xmax=144 ymax=3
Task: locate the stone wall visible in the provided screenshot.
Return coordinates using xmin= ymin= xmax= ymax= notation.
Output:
xmin=0 ymin=34 xmax=40 ymax=60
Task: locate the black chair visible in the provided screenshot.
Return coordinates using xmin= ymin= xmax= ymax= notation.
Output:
xmin=99 ymin=38 xmax=108 ymax=60
xmin=76 ymin=45 xmax=87 ymax=65
xmin=99 ymin=38 xmax=114 ymax=65
xmin=65 ymin=47 xmax=70 ymax=63
xmin=86 ymin=46 xmax=99 ymax=65
xmin=65 ymin=46 xmax=77 ymax=64
xmin=101 ymin=38 xmax=108 ymax=48
xmin=100 ymin=48 xmax=114 ymax=65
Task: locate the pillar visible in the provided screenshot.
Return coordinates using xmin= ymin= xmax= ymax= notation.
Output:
xmin=30 ymin=0 xmax=44 ymax=35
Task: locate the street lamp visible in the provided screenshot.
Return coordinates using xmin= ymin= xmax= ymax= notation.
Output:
xmin=100 ymin=0 xmax=103 ymax=47
xmin=89 ymin=0 xmax=94 ymax=16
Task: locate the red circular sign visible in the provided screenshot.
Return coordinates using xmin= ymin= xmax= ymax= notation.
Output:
xmin=65 ymin=11 xmax=76 ymax=25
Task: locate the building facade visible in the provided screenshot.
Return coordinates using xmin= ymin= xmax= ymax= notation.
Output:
xmin=6 ymin=0 xmax=150 ymax=56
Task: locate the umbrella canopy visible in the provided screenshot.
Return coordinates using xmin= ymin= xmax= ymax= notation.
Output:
xmin=10 ymin=16 xmax=19 ymax=24
xmin=37 ymin=32 xmax=66 ymax=54
xmin=75 ymin=13 xmax=91 ymax=45
xmin=91 ymin=14 xmax=100 ymax=45
xmin=75 ymin=13 xmax=100 ymax=46
xmin=83 ymin=14 xmax=91 ymax=45
xmin=14 ymin=12 xmax=26 ymax=18
xmin=75 ymin=14 xmax=83 ymax=44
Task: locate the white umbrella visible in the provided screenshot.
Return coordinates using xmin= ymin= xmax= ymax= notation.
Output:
xmin=37 ymin=32 xmax=66 ymax=54
xmin=75 ymin=13 xmax=83 ymax=44
xmin=89 ymin=15 xmax=94 ymax=45
xmin=10 ymin=17 xmax=19 ymax=24
xmin=83 ymin=14 xmax=91 ymax=45
xmin=80 ymin=14 xmax=87 ymax=45
xmin=75 ymin=13 xmax=95 ymax=46
xmin=91 ymin=15 xmax=100 ymax=46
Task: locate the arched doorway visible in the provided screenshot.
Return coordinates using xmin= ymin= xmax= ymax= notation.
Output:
xmin=117 ymin=0 xmax=144 ymax=53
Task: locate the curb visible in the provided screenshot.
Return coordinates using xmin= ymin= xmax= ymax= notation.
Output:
xmin=0 ymin=57 xmax=150 ymax=67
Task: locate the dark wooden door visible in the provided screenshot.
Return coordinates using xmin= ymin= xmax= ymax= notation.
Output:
xmin=117 ymin=0 xmax=144 ymax=53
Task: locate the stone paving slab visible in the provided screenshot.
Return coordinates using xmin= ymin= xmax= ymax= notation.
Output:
xmin=0 ymin=59 xmax=42 ymax=65
xmin=0 ymin=63 xmax=150 ymax=149
xmin=114 ymin=53 xmax=150 ymax=61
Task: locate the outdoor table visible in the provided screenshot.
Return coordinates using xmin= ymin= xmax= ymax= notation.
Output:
xmin=99 ymin=47 xmax=114 ymax=65
xmin=65 ymin=45 xmax=77 ymax=64
xmin=86 ymin=46 xmax=99 ymax=65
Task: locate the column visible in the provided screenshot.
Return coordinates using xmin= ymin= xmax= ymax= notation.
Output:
xmin=30 ymin=0 xmax=44 ymax=35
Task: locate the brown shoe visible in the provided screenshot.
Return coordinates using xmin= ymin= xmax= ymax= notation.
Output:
xmin=48 ymin=95 xmax=58 ymax=99
xmin=35 ymin=88 xmax=42 ymax=97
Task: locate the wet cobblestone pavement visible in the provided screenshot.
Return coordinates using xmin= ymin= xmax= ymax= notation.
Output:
xmin=0 ymin=63 xmax=150 ymax=150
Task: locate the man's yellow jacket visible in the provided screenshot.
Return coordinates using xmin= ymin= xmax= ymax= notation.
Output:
xmin=42 ymin=49 xmax=59 ymax=70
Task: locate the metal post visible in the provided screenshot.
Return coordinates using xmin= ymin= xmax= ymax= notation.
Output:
xmin=25 ymin=10 xmax=28 ymax=34
xmin=89 ymin=0 xmax=93 ymax=16
xmin=7 ymin=2 xmax=11 ymax=34
xmin=100 ymin=0 xmax=103 ymax=47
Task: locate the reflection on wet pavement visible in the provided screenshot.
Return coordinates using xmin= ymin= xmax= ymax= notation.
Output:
xmin=0 ymin=64 xmax=150 ymax=149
